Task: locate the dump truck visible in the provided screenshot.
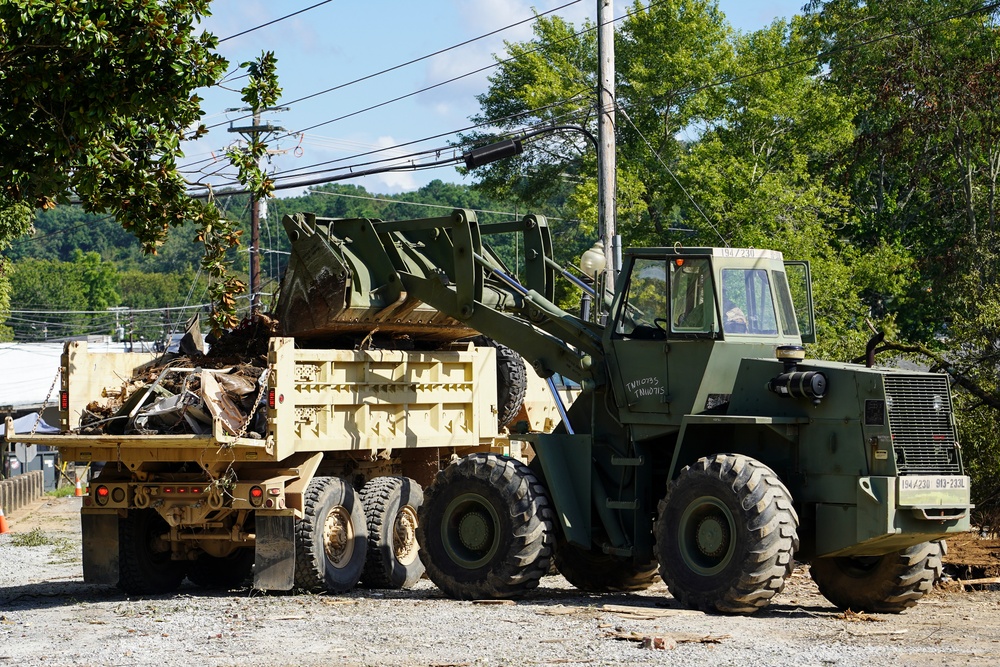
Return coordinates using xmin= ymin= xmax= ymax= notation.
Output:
xmin=3 ymin=316 xmax=566 ymax=595
xmin=264 ymin=207 xmax=972 ymax=614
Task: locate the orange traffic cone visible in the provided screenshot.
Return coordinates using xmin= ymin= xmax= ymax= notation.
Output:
xmin=0 ymin=505 xmax=9 ymax=535
xmin=74 ymin=478 xmax=83 ymax=497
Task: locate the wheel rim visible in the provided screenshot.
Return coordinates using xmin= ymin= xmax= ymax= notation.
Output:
xmin=323 ymin=505 xmax=355 ymax=568
xmin=393 ymin=505 xmax=420 ymax=566
xmin=441 ymin=492 xmax=501 ymax=569
xmin=678 ymin=495 xmax=736 ymax=576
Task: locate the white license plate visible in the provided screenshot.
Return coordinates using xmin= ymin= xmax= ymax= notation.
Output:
xmin=898 ymin=475 xmax=969 ymax=506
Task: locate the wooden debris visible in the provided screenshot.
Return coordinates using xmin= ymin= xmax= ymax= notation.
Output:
xmin=845 ymin=629 xmax=909 ymax=637
xmin=605 ymin=630 xmax=730 ymax=648
xmin=472 ymin=599 xmax=516 ymax=606
xmin=957 ymin=576 xmax=1000 ymax=588
xmin=537 ymin=605 xmax=598 ymax=617
xmin=597 ymin=604 xmax=702 ymax=620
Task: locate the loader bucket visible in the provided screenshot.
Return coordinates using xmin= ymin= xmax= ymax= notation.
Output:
xmin=275 ymin=212 xmax=479 ymax=342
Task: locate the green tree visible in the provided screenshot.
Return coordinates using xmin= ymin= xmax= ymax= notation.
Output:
xmin=5 ymin=251 xmax=120 ymax=340
xmin=464 ymin=13 xmax=598 ymax=213
xmin=118 ymin=268 xmax=209 ymax=311
xmin=0 ymin=196 xmax=33 ymax=338
xmin=7 ymin=257 xmax=90 ymax=340
xmin=804 ymin=0 xmax=1000 ymax=502
xmin=674 ymin=18 xmax=881 ymax=359
xmin=0 ymin=4 xmax=282 ymax=334
xmin=804 ymin=0 xmax=1000 ymax=337
xmin=0 ymin=1 xmax=224 ymax=245
xmin=72 ymin=250 xmax=121 ymax=311
xmin=465 ymin=1 xmax=736 ymax=248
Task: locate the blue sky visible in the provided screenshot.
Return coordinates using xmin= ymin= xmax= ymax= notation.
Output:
xmin=189 ymin=1 xmax=807 ymax=197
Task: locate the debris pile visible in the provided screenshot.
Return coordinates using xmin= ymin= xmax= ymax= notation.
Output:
xmin=78 ymin=316 xmax=277 ymax=439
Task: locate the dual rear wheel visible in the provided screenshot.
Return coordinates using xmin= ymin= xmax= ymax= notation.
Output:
xmin=295 ymin=475 xmax=427 ymax=593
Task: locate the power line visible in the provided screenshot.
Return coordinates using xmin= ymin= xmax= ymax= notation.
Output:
xmin=181 ymin=6 xmax=587 ymax=176
xmin=205 ymin=0 xmax=584 ymax=132
xmin=188 ymin=109 xmax=600 ymax=197
xmin=187 ymin=93 xmax=589 ymax=186
xmin=177 ymin=0 xmax=661 ymax=192
xmin=185 ymin=98 xmax=593 ymax=194
xmin=306 ymin=189 xmax=569 ymax=221
xmin=218 ymin=0 xmax=337 ymax=44
xmin=7 ymin=305 xmax=210 ymax=316
xmin=273 ymin=17 xmax=606 ymax=141
xmin=269 ymin=0 xmax=671 ymax=144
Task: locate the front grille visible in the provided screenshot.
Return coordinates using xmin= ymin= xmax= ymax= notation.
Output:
xmin=883 ymin=374 xmax=962 ymax=475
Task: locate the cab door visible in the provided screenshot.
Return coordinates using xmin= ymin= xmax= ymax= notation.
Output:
xmin=607 ymin=255 xmax=717 ymax=419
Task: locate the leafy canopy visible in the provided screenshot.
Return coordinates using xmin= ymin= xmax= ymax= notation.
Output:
xmin=0 ymin=0 xmax=223 ymax=243
xmin=0 ymin=2 xmax=282 ymax=333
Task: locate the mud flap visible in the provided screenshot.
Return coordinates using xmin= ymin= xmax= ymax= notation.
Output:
xmin=81 ymin=511 xmax=119 ymax=585
xmin=531 ymin=433 xmax=592 ymax=548
xmin=254 ymin=513 xmax=295 ymax=590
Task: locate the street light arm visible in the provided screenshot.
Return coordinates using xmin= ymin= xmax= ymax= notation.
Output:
xmin=462 ymin=125 xmax=599 ymax=169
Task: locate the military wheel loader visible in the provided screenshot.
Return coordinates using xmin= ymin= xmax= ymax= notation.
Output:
xmin=279 ymin=207 xmax=972 ymax=614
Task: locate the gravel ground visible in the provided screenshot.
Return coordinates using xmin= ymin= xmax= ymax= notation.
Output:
xmin=2 ymin=496 xmax=1000 ymax=667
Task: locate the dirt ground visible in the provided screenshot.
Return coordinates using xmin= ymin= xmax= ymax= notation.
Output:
xmin=942 ymin=531 xmax=1000 ymax=578
xmin=3 ymin=497 xmax=1000 ymax=667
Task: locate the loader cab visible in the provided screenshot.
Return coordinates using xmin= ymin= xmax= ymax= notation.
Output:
xmin=604 ymin=247 xmax=814 ymax=428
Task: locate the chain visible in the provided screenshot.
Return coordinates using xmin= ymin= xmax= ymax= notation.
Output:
xmin=233 ymin=368 xmax=270 ymax=442
xmin=29 ymin=368 xmax=61 ymax=437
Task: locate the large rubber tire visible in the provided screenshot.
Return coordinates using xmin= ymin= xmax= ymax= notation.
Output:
xmin=118 ymin=509 xmax=187 ymax=595
xmin=360 ymin=476 xmax=425 ymax=589
xmin=554 ymin=537 xmax=659 ymax=592
xmin=656 ymin=454 xmax=799 ymax=614
xmin=810 ymin=540 xmax=945 ymax=613
xmin=186 ymin=548 xmax=255 ymax=590
xmin=294 ymin=476 xmax=367 ymax=593
xmin=416 ymin=453 xmax=555 ymax=600
xmin=474 ymin=337 xmax=527 ymax=429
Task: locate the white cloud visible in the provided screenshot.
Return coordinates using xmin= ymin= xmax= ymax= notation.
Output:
xmin=417 ymin=0 xmax=592 ymax=118
xmin=373 ymin=170 xmax=419 ymax=193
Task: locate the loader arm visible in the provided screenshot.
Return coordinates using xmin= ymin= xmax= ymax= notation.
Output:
xmin=278 ymin=208 xmax=606 ymax=386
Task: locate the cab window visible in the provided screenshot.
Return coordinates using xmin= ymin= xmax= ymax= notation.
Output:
xmin=721 ymin=268 xmax=778 ymax=335
xmin=772 ymin=271 xmax=800 ymax=336
xmin=670 ymin=258 xmax=714 ymax=335
xmin=614 ymin=258 xmax=668 ymax=339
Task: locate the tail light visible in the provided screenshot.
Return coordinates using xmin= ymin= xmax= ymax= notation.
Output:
xmin=249 ymin=486 xmax=264 ymax=507
xmin=94 ymin=485 xmax=110 ymax=506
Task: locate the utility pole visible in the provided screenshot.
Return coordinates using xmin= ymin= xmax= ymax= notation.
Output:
xmin=597 ymin=0 xmax=619 ymax=289
xmin=227 ymin=107 xmax=286 ymax=314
